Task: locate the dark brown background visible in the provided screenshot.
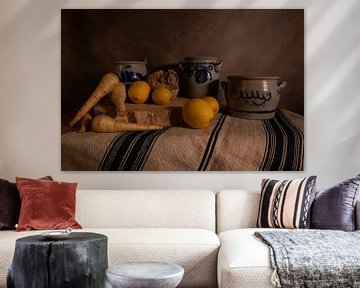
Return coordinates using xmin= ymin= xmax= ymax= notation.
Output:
xmin=61 ymin=9 xmax=304 ymax=115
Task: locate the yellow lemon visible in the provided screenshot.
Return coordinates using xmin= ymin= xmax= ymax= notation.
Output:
xmin=128 ymin=81 xmax=151 ymax=104
xmin=152 ymin=86 xmax=172 ymax=105
xmin=202 ymin=96 xmax=220 ymax=114
xmin=182 ymin=98 xmax=215 ymax=129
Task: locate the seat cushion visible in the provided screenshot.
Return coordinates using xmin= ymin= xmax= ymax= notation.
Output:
xmin=103 ymin=228 xmax=220 ymax=288
xmin=218 ymin=228 xmax=282 ymax=288
xmin=0 ymin=228 xmax=220 ymax=288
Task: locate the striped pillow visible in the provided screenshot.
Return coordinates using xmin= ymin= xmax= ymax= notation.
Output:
xmin=257 ymin=176 xmax=317 ymax=229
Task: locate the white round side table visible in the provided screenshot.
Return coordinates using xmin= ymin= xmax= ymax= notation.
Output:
xmin=106 ymin=262 xmax=184 ymax=288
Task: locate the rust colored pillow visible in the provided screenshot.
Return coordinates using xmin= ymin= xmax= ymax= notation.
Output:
xmin=16 ymin=177 xmax=82 ymax=231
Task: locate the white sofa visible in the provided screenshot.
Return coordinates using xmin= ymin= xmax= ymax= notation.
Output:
xmin=0 ymin=190 xmax=219 ymax=288
xmin=216 ymin=190 xmax=360 ymax=288
xmin=1 ymin=189 xmax=359 ymax=288
xmin=216 ymin=190 xmax=274 ymax=288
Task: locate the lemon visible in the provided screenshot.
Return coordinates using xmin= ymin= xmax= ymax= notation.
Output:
xmin=202 ymin=96 xmax=220 ymax=114
xmin=152 ymin=86 xmax=172 ymax=105
xmin=182 ymin=98 xmax=215 ymax=129
xmin=128 ymin=81 xmax=151 ymax=104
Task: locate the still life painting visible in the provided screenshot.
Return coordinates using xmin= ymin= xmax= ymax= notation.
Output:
xmin=61 ymin=9 xmax=304 ymax=171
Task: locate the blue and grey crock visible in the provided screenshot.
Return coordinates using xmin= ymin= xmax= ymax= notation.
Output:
xmin=179 ymin=57 xmax=223 ymax=98
xmin=112 ymin=59 xmax=148 ymax=85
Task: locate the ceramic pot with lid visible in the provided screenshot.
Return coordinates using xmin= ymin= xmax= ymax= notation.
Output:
xmin=221 ymin=76 xmax=287 ymax=119
xmin=111 ymin=59 xmax=148 ymax=85
xmin=179 ymin=57 xmax=223 ymax=98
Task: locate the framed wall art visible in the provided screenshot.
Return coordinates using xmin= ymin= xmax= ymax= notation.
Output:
xmin=61 ymin=9 xmax=304 ymax=171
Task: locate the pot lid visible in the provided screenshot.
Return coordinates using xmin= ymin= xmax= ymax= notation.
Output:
xmin=184 ymin=56 xmax=221 ymax=63
xmin=227 ymin=75 xmax=280 ymax=80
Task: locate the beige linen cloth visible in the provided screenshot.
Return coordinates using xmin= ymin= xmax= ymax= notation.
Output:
xmin=61 ymin=109 xmax=303 ymax=171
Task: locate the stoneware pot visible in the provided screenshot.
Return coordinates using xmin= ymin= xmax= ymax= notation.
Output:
xmin=179 ymin=57 xmax=223 ymax=98
xmin=221 ymin=76 xmax=287 ymax=119
xmin=112 ymin=59 xmax=148 ymax=85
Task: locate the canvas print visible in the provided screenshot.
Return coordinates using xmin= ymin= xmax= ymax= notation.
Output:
xmin=61 ymin=9 xmax=304 ymax=171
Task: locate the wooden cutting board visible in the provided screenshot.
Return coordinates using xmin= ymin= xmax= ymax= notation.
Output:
xmin=94 ymin=97 xmax=188 ymax=127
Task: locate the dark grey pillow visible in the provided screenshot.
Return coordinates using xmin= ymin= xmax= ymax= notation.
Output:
xmin=311 ymin=174 xmax=360 ymax=231
xmin=0 ymin=176 xmax=53 ymax=230
xmin=0 ymin=179 xmax=20 ymax=230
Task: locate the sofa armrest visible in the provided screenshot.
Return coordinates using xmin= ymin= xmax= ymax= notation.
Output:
xmin=356 ymin=201 xmax=360 ymax=230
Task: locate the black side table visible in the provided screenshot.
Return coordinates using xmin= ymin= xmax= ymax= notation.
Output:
xmin=7 ymin=232 xmax=108 ymax=288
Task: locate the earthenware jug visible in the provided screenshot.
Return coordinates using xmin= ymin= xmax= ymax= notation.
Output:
xmin=111 ymin=59 xmax=148 ymax=85
xmin=221 ymin=76 xmax=287 ymax=119
xmin=179 ymin=57 xmax=223 ymax=98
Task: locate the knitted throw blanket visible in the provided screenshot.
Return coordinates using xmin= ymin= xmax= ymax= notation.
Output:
xmin=255 ymin=230 xmax=360 ymax=288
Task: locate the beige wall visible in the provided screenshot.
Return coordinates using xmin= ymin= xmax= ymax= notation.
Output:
xmin=0 ymin=0 xmax=359 ymax=190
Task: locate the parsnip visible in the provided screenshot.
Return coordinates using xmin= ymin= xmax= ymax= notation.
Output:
xmin=69 ymin=73 xmax=120 ymax=127
xmin=79 ymin=113 xmax=92 ymax=133
xmin=91 ymin=114 xmax=164 ymax=133
xmin=110 ymin=83 xmax=126 ymax=119
xmin=93 ymin=104 xmax=109 ymax=115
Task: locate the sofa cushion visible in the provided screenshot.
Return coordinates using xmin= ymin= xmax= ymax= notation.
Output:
xmin=16 ymin=177 xmax=81 ymax=231
xmin=217 ymin=228 xmax=279 ymax=288
xmin=257 ymin=177 xmax=317 ymax=229
xmin=76 ymin=190 xmax=216 ymax=231
xmin=216 ymin=190 xmax=260 ymax=233
xmin=0 ymin=228 xmax=220 ymax=288
xmin=311 ymin=174 xmax=360 ymax=231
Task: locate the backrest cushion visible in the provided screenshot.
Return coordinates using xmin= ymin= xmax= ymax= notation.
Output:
xmin=257 ymin=176 xmax=317 ymax=229
xmin=216 ymin=190 xmax=260 ymax=233
xmin=76 ymin=190 xmax=216 ymax=231
xmin=311 ymin=174 xmax=360 ymax=231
